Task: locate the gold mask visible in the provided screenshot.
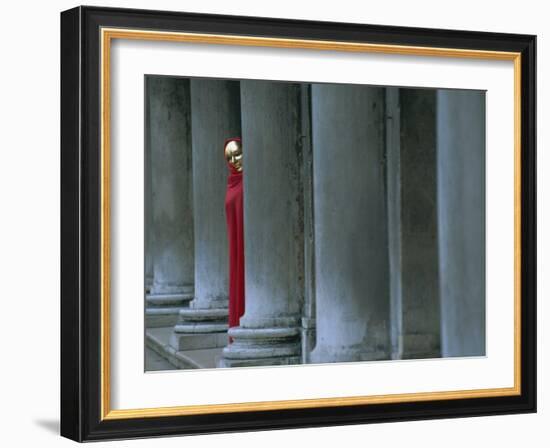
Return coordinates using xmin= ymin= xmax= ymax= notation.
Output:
xmin=224 ymin=140 xmax=243 ymax=172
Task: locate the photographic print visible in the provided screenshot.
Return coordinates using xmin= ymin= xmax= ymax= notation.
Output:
xmin=143 ymin=76 xmax=486 ymax=371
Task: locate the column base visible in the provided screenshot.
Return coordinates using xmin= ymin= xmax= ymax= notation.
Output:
xmin=145 ymin=292 xmax=194 ymax=328
xmin=170 ymin=308 xmax=228 ymax=351
xmin=301 ymin=317 xmax=316 ymax=364
xmin=220 ymin=326 xmax=301 ymax=367
xmin=218 ymin=355 xmax=301 ymax=368
xmin=401 ymin=333 xmax=441 ymax=360
xmin=309 ymin=345 xmax=390 ymax=364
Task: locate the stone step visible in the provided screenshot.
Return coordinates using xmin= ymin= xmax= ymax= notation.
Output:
xmin=170 ymin=331 xmax=229 ymax=351
xmin=145 ymin=327 xmax=199 ymax=369
xmin=145 ymin=326 xmax=225 ymax=370
xmin=179 ymin=347 xmax=224 ymax=369
xmin=145 ymin=347 xmax=175 ymax=371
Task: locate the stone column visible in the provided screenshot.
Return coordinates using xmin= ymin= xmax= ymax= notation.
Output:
xmin=144 ymin=87 xmax=154 ymax=294
xmin=221 ymin=80 xmax=304 ymax=367
xmin=300 ymin=84 xmax=317 ymax=363
xmin=145 ymin=76 xmax=194 ymax=328
xmin=309 ymin=84 xmax=391 ymax=363
xmin=385 ymin=87 xmax=403 ymax=360
xmin=398 ymin=89 xmax=441 ymax=359
xmin=170 ymin=79 xmax=241 ymax=351
xmin=437 ymin=89 xmax=486 ymax=357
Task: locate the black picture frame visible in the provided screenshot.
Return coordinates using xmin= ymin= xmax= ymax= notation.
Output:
xmin=60 ymin=5 xmax=536 ymax=442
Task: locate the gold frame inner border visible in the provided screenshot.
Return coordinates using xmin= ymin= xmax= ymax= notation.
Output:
xmin=99 ymin=27 xmax=522 ymax=421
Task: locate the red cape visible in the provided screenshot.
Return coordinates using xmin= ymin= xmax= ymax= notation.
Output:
xmin=224 ymin=137 xmax=245 ymax=334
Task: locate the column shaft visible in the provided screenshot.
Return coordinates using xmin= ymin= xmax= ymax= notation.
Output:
xmin=145 ymin=88 xmax=154 ymax=293
xmin=221 ymin=80 xmax=304 ymax=367
xmin=385 ymin=87 xmax=403 ymax=359
xmin=145 ymin=77 xmax=194 ymax=328
xmin=300 ymin=84 xmax=316 ymax=363
xmin=399 ymin=89 xmax=441 ymax=359
xmin=170 ymin=79 xmax=241 ymax=351
xmin=310 ymin=84 xmax=390 ymax=363
xmin=437 ymin=90 xmax=486 ymax=357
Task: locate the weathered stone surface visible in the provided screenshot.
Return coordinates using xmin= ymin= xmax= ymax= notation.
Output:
xmin=168 ymin=80 xmax=241 ymax=351
xmin=385 ymin=87 xmax=403 ymax=359
xmin=399 ymin=89 xmax=441 ymax=359
xmin=168 ymin=299 xmax=229 ymax=348
xmin=145 ymin=311 xmax=181 ymax=329
xmin=169 ymin=332 xmax=228 ymax=351
xmin=300 ymin=84 xmax=317 ymax=363
xmin=178 ymin=308 xmax=228 ymax=322
xmin=437 ymin=89 xmax=486 ymax=357
xmin=145 ymin=292 xmax=193 ymax=328
xmin=220 ymin=80 xmax=304 ymax=367
xmin=146 ymin=327 xmax=224 ymax=369
xmin=238 ymin=80 xmax=304 ymax=330
xmin=221 ymin=327 xmax=301 ymax=366
xmin=309 ymin=83 xmax=391 ymax=364
xmin=146 ymin=293 xmax=193 ymax=307
xmin=166 ymin=79 xmax=240 ymax=350
xmin=219 ymin=356 xmax=301 ymax=368
xmin=146 ymin=76 xmax=194 ymax=296
xmin=189 ymin=79 xmax=241 ymax=310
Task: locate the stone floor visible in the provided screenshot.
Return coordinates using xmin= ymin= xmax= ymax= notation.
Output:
xmin=145 ymin=326 xmax=224 ymax=370
xmin=144 ymin=347 xmax=174 ymax=371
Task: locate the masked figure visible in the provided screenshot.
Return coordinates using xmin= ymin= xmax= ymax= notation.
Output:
xmin=224 ymin=137 xmax=245 ymax=341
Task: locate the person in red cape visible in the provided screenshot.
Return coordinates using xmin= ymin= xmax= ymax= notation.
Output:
xmin=224 ymin=137 xmax=245 ymax=343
